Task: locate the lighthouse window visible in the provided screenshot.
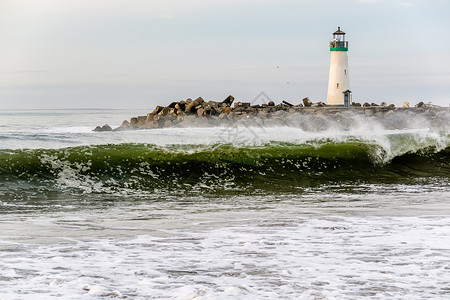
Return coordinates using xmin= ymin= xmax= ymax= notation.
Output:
xmin=344 ymin=69 xmax=347 ymax=75
xmin=337 ymin=83 xmax=339 ymax=88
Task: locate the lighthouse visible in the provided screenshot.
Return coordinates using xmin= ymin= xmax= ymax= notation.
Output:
xmin=326 ymin=27 xmax=351 ymax=106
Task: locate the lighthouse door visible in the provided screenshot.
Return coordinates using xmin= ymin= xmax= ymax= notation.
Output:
xmin=343 ymin=90 xmax=352 ymax=107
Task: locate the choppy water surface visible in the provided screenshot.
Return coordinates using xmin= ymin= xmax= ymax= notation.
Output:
xmin=0 ymin=109 xmax=449 ymax=299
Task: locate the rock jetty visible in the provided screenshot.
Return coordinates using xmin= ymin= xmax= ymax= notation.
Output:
xmin=94 ymin=96 xmax=449 ymax=132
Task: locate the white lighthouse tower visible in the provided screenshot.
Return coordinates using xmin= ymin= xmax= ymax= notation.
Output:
xmin=326 ymin=27 xmax=351 ymax=106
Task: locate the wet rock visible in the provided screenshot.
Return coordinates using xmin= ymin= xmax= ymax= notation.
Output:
xmin=174 ymin=103 xmax=182 ymax=111
xmin=130 ymin=117 xmax=138 ymax=126
xmin=315 ymin=102 xmax=326 ymax=107
xmin=415 ymin=101 xmax=425 ymax=108
xmin=208 ymin=101 xmax=219 ymax=112
xmin=213 ymin=105 xmax=223 ymax=114
xmin=197 ymin=108 xmax=205 ymax=117
xmin=204 ymin=104 xmax=212 ymax=112
xmin=185 ymin=97 xmax=204 ymax=114
xmin=194 ymin=97 xmax=204 ymax=106
xmin=223 ymin=107 xmax=232 ymax=113
xmin=245 ymin=107 xmax=257 ymax=114
xmin=236 ymin=102 xmax=250 ymax=108
xmin=142 ymin=121 xmax=158 ymax=129
xmin=121 ymin=120 xmax=131 ymax=128
xmin=222 ymin=95 xmax=235 ymax=106
xmin=159 ymin=107 xmax=170 ymax=116
xmin=185 ymin=102 xmax=195 ymax=114
xmin=102 ymin=94 xmax=447 ymax=132
xmin=94 ymin=124 xmax=112 ymax=132
xmin=302 ymin=97 xmax=312 ymax=107
xmin=137 ymin=116 xmax=146 ymax=126
xmin=112 ymin=120 xmax=133 ymax=131
xmin=151 ymin=106 xmax=164 ymax=115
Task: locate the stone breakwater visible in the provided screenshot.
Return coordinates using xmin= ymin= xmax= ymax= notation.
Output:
xmin=94 ymin=96 xmax=450 ymax=132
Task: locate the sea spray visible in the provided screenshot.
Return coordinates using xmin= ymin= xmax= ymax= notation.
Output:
xmin=1 ymin=109 xmax=450 ymax=299
xmin=1 ymin=130 xmax=448 ymax=196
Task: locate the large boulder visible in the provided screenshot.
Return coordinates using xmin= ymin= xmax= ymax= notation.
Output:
xmin=415 ymin=101 xmax=425 ymax=108
xmin=214 ymin=106 xmax=223 ymax=114
xmin=175 ymin=102 xmax=186 ymax=111
xmin=93 ymin=124 xmax=112 ymax=132
xmin=223 ymin=107 xmax=232 ymax=113
xmin=302 ymin=97 xmax=312 ymax=107
xmin=315 ymin=102 xmax=326 ymax=107
xmin=159 ymin=107 xmax=170 ymax=116
xmin=137 ymin=116 xmax=146 ymax=126
xmin=151 ymin=106 xmax=164 ymax=115
xmin=130 ymin=117 xmax=138 ymax=126
xmin=222 ymin=95 xmax=235 ymax=106
xmin=185 ymin=97 xmax=204 ymax=113
xmin=185 ymin=102 xmax=195 ymax=113
xmin=235 ymin=102 xmax=250 ymax=108
xmin=113 ymin=120 xmax=132 ymax=131
xmin=193 ymin=97 xmax=204 ymax=106
xmin=197 ymin=108 xmax=205 ymax=117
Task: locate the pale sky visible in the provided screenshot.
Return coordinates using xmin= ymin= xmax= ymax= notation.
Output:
xmin=1 ymin=0 xmax=449 ymax=109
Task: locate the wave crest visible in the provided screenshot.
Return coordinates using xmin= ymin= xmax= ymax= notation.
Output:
xmin=0 ymin=130 xmax=448 ymax=195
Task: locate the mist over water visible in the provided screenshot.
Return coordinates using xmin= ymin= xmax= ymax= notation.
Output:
xmin=0 ymin=109 xmax=449 ymax=299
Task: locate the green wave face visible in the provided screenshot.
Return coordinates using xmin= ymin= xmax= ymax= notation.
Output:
xmin=1 ymin=132 xmax=449 ymax=196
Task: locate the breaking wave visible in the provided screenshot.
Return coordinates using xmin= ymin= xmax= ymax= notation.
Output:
xmin=1 ymin=130 xmax=449 ymax=196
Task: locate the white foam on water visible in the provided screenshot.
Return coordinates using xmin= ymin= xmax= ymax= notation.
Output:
xmin=0 ymin=214 xmax=449 ymax=299
xmin=1 ymin=109 xmax=449 ymax=155
xmin=1 ymin=109 xmax=449 ymax=300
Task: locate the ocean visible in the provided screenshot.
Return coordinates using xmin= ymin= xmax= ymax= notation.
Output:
xmin=0 ymin=109 xmax=449 ymax=299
